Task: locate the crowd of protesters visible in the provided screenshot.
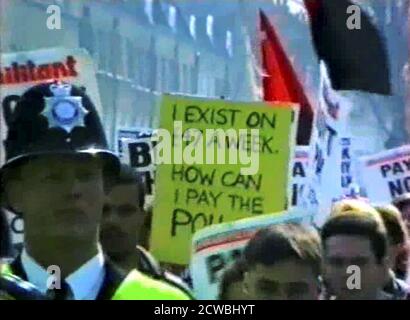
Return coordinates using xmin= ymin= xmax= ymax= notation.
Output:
xmin=218 ymin=198 xmax=410 ymax=300
xmin=1 ymin=81 xmax=410 ymax=300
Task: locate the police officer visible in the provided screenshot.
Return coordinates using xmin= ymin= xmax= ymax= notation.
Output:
xmin=0 ymin=81 xmax=190 ymax=300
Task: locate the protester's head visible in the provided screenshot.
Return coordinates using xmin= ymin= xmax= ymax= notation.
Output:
xmin=330 ymin=199 xmax=379 ymax=220
xmin=100 ymin=164 xmax=146 ymax=261
xmin=393 ymin=193 xmax=410 ymax=231
xmin=321 ymin=200 xmax=389 ymax=300
xmin=242 ymin=224 xmax=321 ymax=300
xmin=375 ymin=205 xmax=409 ymax=275
xmin=218 ymin=259 xmax=248 ymax=300
xmin=1 ymin=82 xmax=119 ymax=247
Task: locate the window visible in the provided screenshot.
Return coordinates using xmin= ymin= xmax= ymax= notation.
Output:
xmin=109 ymin=34 xmax=123 ymax=76
xmin=182 ymin=64 xmax=190 ymax=93
xmin=226 ymin=31 xmax=233 ymax=57
xmin=386 ymin=1 xmax=392 ymax=24
xmin=168 ymin=6 xmax=177 ymax=32
xmin=64 ymin=0 xmax=71 ymax=13
xmin=215 ymin=78 xmax=224 ymax=97
xmin=120 ymin=112 xmax=128 ymax=127
xmin=126 ymin=39 xmax=136 ymax=80
xmin=200 ymin=75 xmax=207 ymax=96
xmin=107 ymin=18 xmax=124 ymax=77
xmin=180 ymin=64 xmax=185 ymax=92
xmin=10 ymin=43 xmax=23 ymax=52
xmin=146 ymin=50 xmax=157 ymax=90
xmin=98 ymin=30 xmax=108 ymax=71
xmin=206 ymin=15 xmax=214 ymax=42
xmin=209 ymin=76 xmax=216 ymax=96
xmin=191 ymin=53 xmax=199 ymax=94
xmin=79 ymin=6 xmax=95 ymax=57
xmin=160 ymin=58 xmax=167 ymax=92
xmin=189 ymin=15 xmax=196 ymax=39
xmin=82 ymin=5 xmax=90 ymax=18
xmin=136 ymin=50 xmax=144 ymax=86
xmin=144 ymin=0 xmax=154 ymax=24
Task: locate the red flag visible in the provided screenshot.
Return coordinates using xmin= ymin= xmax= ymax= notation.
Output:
xmin=260 ymin=10 xmax=313 ymax=146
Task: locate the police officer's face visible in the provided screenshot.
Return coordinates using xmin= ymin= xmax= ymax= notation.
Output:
xmin=10 ymin=155 xmax=104 ymax=241
xmin=100 ymin=184 xmax=145 ymax=258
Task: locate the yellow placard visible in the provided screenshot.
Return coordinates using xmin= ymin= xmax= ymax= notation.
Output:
xmin=150 ymin=95 xmax=298 ymax=264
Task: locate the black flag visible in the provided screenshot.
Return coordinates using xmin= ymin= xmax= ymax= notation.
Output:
xmin=304 ymin=0 xmax=391 ymax=95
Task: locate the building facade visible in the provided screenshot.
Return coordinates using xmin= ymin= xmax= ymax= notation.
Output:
xmin=1 ymin=0 xmax=252 ymax=147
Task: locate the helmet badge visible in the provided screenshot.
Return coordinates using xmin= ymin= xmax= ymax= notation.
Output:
xmin=42 ymin=82 xmax=89 ymax=133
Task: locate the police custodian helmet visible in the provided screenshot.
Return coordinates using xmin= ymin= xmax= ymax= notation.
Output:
xmin=1 ymin=81 xmax=119 ymax=176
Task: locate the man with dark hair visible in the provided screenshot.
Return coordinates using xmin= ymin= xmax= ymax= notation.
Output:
xmin=376 ymin=205 xmax=410 ymax=298
xmin=0 ymin=81 xmax=190 ymax=300
xmin=100 ymin=164 xmax=146 ymax=269
xmin=242 ymin=224 xmax=321 ymax=300
xmin=100 ymin=163 xmax=194 ymax=298
xmin=321 ymin=207 xmax=390 ymax=300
